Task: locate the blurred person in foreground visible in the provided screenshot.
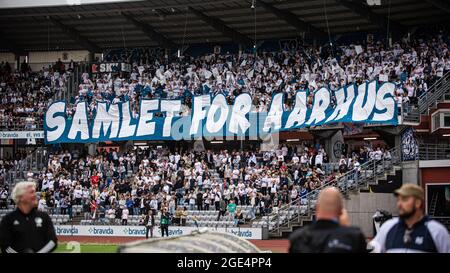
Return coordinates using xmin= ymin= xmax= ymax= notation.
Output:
xmin=289 ymin=187 xmax=367 ymax=253
xmin=0 ymin=181 xmax=57 ymax=253
xmin=369 ymin=184 xmax=450 ymax=253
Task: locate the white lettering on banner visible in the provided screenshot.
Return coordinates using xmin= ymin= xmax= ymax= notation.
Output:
xmin=96 ymin=63 xmax=131 ymax=73
xmin=68 ymin=102 xmax=89 ymax=140
xmin=92 ymin=103 xmax=120 ymax=139
xmin=285 ymin=92 xmax=307 ymax=128
xmin=44 ymin=82 xmax=398 ymax=143
xmin=118 ymin=101 xmax=137 ymax=138
xmin=325 ymin=85 xmax=355 ymax=122
xmin=161 ymin=100 xmax=182 ymax=137
xmin=263 ymin=93 xmax=284 ymax=132
xmin=54 ymin=225 xmax=263 ymax=239
xmin=228 ymin=94 xmax=252 ymax=134
xmin=206 ymin=94 xmax=229 ymax=134
xmin=352 ymin=81 xmax=376 ymax=121
xmin=306 ymin=88 xmax=330 ymax=125
xmin=190 ymin=95 xmax=211 ymax=135
xmin=45 ymin=101 xmax=66 ymax=142
xmin=136 ymin=100 xmax=159 ymax=136
xmin=373 ymin=82 xmax=396 ymax=121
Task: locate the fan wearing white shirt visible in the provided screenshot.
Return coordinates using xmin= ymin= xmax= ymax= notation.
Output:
xmin=292 ymin=154 xmax=299 ymax=164
xmin=315 ymin=153 xmax=323 ymax=166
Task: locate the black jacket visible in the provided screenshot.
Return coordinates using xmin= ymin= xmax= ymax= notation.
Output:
xmin=144 ymin=214 xmax=155 ymax=227
xmin=0 ymin=208 xmax=57 ymax=253
xmin=289 ymin=220 xmax=367 ymax=253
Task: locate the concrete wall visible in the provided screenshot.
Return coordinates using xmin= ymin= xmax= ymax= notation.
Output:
xmin=344 ymin=192 xmax=397 ymax=238
xmin=28 ymin=50 xmax=89 ymax=63
xmin=402 ymin=160 xmax=419 ymax=185
xmin=27 ymin=50 xmax=90 ymax=71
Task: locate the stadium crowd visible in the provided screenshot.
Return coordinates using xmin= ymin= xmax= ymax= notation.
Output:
xmin=0 ymin=59 xmax=70 ymax=130
xmin=0 ymin=31 xmax=448 ymax=130
xmin=68 ymin=30 xmax=450 ymax=120
xmin=0 ymin=30 xmax=445 ymax=227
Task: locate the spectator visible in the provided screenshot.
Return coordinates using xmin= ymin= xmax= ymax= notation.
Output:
xmin=121 ymin=206 xmax=129 ymax=225
xmin=107 ymin=206 xmax=116 ymax=224
xmin=217 ymin=199 xmax=227 ymax=221
xmin=227 ymin=199 xmax=237 ymax=221
xmin=0 ymin=187 xmax=8 ymax=209
xmin=369 ymin=184 xmax=450 ymax=253
xmin=234 ymin=208 xmax=244 ymax=227
xmin=289 ymin=187 xmax=367 ymax=253
xmin=160 ymin=208 xmax=170 ymax=237
xmin=144 ymin=210 xmax=155 ymax=239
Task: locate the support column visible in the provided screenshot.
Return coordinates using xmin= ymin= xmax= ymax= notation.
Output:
xmin=402 ymin=161 xmax=419 ymax=185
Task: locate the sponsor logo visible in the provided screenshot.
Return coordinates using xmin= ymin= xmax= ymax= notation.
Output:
xmin=123 ymin=227 xmax=146 ymax=236
xmin=156 ymin=228 xmax=183 ymax=236
xmin=56 ymin=227 xmax=79 ymax=235
xmin=228 ymin=230 xmax=253 ymax=238
xmin=88 ymin=227 xmax=114 ymax=235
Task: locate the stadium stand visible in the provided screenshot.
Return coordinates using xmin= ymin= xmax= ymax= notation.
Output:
xmin=0 ymin=0 xmax=449 ymax=242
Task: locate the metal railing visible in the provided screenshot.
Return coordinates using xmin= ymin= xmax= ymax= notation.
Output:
xmin=418 ymin=71 xmax=450 ymax=114
xmin=266 ymin=146 xmax=402 ymax=236
xmin=399 ymin=72 xmax=450 ymax=124
xmin=68 ymin=62 xmax=91 ymax=101
xmin=321 ymin=163 xmax=340 ymax=174
xmin=419 ymin=144 xmax=450 ymax=160
xmin=4 ymin=146 xmax=49 ymax=190
xmin=21 ymin=146 xmax=48 ymax=171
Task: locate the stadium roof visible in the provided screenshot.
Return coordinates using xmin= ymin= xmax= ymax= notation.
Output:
xmin=0 ymin=0 xmax=449 ymax=52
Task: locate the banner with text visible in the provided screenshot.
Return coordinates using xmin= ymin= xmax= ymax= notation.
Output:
xmin=45 ymin=81 xmax=398 ymax=144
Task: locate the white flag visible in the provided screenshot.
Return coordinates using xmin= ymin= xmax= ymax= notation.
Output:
xmin=212 ymin=68 xmax=219 ymax=77
xmin=204 ymin=70 xmax=213 ymax=79
xmin=246 ymin=69 xmax=254 ymax=79
xmin=379 ymin=74 xmax=388 ymax=82
xmin=164 ymin=70 xmax=172 ymax=79
xmin=138 ymin=66 xmax=145 ymax=76
xmin=156 ymin=69 xmax=164 ymax=79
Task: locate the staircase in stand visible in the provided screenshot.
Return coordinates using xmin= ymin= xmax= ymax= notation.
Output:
xmin=401 ymin=71 xmax=450 ymax=125
xmin=267 ymin=146 xmax=402 ymax=238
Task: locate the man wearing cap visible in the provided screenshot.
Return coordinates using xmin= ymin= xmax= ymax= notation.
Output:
xmin=369 ymin=184 xmax=450 ymax=253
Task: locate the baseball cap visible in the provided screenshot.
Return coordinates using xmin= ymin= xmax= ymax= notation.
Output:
xmin=394 ymin=184 xmax=424 ymax=200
